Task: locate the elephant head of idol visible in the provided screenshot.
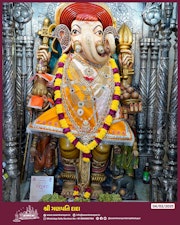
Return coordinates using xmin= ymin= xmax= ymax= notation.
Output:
xmin=54 ymin=2 xmax=118 ymax=66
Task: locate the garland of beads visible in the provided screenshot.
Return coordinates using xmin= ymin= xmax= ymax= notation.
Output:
xmin=54 ymin=53 xmax=121 ymax=162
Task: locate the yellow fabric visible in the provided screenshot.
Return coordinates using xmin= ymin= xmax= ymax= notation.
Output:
xmin=30 ymin=106 xmax=134 ymax=145
xmin=34 ymin=106 xmax=126 ymax=134
xmin=63 ymin=85 xmax=95 ymax=128
xmin=62 ymin=60 xmax=97 ymax=129
xmin=35 ymin=107 xmax=69 ymax=128
xmin=28 ymin=54 xmax=134 ymax=146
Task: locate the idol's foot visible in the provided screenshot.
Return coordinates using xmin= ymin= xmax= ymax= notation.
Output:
xmin=91 ymin=183 xmax=103 ymax=200
xmin=60 ymin=180 xmax=76 ymax=198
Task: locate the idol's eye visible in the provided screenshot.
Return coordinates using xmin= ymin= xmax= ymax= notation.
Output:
xmin=95 ymin=30 xmax=103 ymax=36
xmin=71 ymin=29 xmax=80 ymax=35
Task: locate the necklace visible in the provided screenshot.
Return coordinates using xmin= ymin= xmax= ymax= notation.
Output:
xmin=54 ymin=53 xmax=121 ymax=162
xmin=61 ymin=54 xmax=115 ymax=144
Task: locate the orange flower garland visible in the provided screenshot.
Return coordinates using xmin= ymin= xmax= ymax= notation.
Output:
xmin=54 ymin=53 xmax=121 ymax=162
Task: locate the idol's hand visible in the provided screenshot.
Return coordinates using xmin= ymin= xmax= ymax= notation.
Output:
xmin=37 ymin=45 xmax=51 ymax=62
xmin=119 ymin=49 xmax=134 ymax=69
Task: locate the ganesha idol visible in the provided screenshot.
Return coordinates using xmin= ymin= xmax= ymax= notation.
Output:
xmin=27 ymin=2 xmax=141 ymax=200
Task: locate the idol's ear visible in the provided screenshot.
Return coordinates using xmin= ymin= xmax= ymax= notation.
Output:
xmin=103 ymin=26 xmax=119 ymax=55
xmin=52 ymin=24 xmax=72 ymax=53
xmin=103 ymin=26 xmax=119 ymax=42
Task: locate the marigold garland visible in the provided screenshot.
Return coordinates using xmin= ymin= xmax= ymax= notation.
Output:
xmin=54 ymin=53 xmax=121 ymax=162
xmin=83 ymin=187 xmax=91 ymax=199
xmin=73 ymin=185 xmax=80 ymax=199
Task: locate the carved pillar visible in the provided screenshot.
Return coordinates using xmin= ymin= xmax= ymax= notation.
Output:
xmin=135 ymin=37 xmax=150 ymax=178
xmin=137 ymin=38 xmax=149 ymax=154
xmin=13 ymin=3 xmax=33 ymax=173
xmin=21 ymin=35 xmax=34 ymax=181
xmin=167 ymin=4 xmax=178 ymax=175
xmin=151 ymin=3 xmax=173 ymax=202
xmin=136 ymin=3 xmax=162 ymax=179
xmin=2 ymin=2 xmax=20 ymax=201
xmin=13 ymin=5 xmax=24 ymax=169
xmin=145 ymin=4 xmax=161 ymax=157
xmin=25 ymin=35 xmax=34 ymax=124
xmin=146 ymin=38 xmax=160 ymax=155
xmin=164 ymin=6 xmax=178 ymax=202
xmin=14 ymin=35 xmax=23 ymax=127
xmin=24 ymin=4 xmax=34 ymax=126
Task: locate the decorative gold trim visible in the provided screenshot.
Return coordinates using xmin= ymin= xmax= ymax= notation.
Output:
xmin=58 ymin=171 xmax=76 ymax=180
xmin=121 ymin=98 xmax=141 ymax=105
xmin=91 ymin=173 xmax=106 ymax=183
